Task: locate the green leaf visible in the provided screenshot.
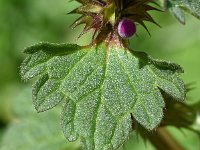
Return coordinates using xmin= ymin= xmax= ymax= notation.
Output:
xmin=170 ymin=6 xmax=186 ymax=24
xmin=20 ymin=42 xmax=186 ymax=150
xmin=0 ymin=118 xmax=80 ymax=150
xmin=0 ymin=87 xmax=80 ymax=150
xmin=163 ymin=0 xmax=200 ymax=23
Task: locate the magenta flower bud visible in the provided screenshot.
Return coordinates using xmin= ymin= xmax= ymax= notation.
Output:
xmin=118 ymin=18 xmax=136 ymax=39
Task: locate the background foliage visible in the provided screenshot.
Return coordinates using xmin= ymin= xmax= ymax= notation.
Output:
xmin=0 ymin=0 xmax=200 ymax=149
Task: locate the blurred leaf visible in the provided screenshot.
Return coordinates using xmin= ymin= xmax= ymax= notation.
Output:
xmin=20 ymin=42 xmax=185 ymax=149
xmin=0 ymin=87 xmax=80 ymax=150
xmin=190 ymin=101 xmax=200 ymax=134
xmin=170 ymin=6 xmax=186 ymax=24
xmin=163 ymin=0 xmax=200 ymax=23
xmin=0 ymin=119 xmax=80 ymax=150
xmin=161 ymin=91 xmax=197 ymax=128
xmin=118 ymin=132 xmax=155 ymax=150
xmin=0 ymin=128 xmax=4 ymax=145
xmin=0 ymin=86 xmax=18 ymax=124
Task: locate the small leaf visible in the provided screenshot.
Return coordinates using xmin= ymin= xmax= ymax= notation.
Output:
xmin=171 ymin=6 xmax=186 ymax=24
xmin=163 ymin=0 xmax=200 ymax=23
xmin=20 ymin=42 xmax=186 ymax=150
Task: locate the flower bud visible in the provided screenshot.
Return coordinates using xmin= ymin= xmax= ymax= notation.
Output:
xmin=118 ymin=18 xmax=136 ymax=39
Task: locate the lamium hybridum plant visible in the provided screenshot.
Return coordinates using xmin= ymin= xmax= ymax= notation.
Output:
xmin=20 ymin=0 xmax=200 ymax=149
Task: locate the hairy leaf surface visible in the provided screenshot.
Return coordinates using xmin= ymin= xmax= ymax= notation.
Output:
xmin=20 ymin=42 xmax=186 ymax=150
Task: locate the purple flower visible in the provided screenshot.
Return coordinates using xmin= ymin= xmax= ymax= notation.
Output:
xmin=118 ymin=18 xmax=136 ymax=39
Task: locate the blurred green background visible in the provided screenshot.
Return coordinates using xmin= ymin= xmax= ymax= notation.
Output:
xmin=0 ymin=0 xmax=200 ymax=150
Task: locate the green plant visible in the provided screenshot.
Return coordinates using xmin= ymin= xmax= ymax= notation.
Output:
xmin=20 ymin=0 xmax=200 ymax=150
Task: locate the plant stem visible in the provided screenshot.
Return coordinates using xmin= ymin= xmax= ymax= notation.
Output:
xmin=147 ymin=127 xmax=185 ymax=150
